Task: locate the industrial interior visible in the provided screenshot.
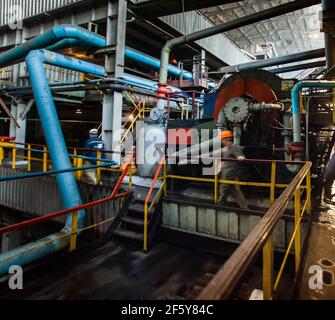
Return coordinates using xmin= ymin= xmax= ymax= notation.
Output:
xmin=0 ymin=0 xmax=335 ymax=301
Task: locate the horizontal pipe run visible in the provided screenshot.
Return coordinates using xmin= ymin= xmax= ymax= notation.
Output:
xmin=270 ymin=60 xmax=326 ymax=74
xmin=159 ymin=0 xmax=321 ymax=84
xmin=219 ymin=49 xmax=326 ymax=74
xmin=0 ymin=25 xmax=106 ymax=68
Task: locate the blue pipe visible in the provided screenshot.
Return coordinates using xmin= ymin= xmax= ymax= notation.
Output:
xmin=291 ymin=80 xmax=335 ymax=142
xmin=0 ymin=24 xmax=216 ymax=87
xmin=0 ymin=25 xmax=106 ymax=68
xmin=125 ymin=47 xmax=193 ymax=80
xmin=0 ymin=50 xmax=107 ymax=277
xmin=26 ymin=49 xmax=105 ymax=228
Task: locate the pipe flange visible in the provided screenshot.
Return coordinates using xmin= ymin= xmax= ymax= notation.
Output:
xmin=224 ymin=97 xmax=249 ymax=123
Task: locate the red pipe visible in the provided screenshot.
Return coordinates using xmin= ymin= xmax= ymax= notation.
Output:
xmin=145 ymin=156 xmax=165 ymax=205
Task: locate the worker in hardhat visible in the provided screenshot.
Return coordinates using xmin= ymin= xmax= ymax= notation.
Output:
xmin=81 ymin=128 xmax=105 ymax=185
xmin=218 ymin=130 xmax=248 ymax=209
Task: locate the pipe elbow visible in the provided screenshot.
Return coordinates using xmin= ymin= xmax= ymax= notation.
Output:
xmin=25 ymin=49 xmax=45 ymax=63
xmin=52 ymin=24 xmax=106 ymax=48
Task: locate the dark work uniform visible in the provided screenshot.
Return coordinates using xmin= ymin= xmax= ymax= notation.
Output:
xmin=324 ymin=153 xmax=335 ymax=199
xmin=82 ymin=136 xmax=105 ymax=185
xmin=83 ymin=136 xmax=105 ymax=164
xmin=218 ymin=144 xmax=248 ymax=209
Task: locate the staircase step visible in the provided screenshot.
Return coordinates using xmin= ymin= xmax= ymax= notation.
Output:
xmin=112 ymin=229 xmax=143 ymax=241
xmin=128 ymin=202 xmax=145 ymax=213
xmin=121 ymin=216 xmax=144 ymax=226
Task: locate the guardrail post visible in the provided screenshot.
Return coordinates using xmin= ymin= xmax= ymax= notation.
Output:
xmin=0 ymin=144 xmax=3 ymax=166
xmin=73 ymin=148 xmax=77 ymax=167
xmin=306 ymin=169 xmax=311 ymax=214
xmin=263 ymin=236 xmax=274 ymax=300
xmin=97 ymin=151 xmax=102 ymax=185
xmin=294 ymin=188 xmax=301 ymax=272
xmin=27 ymin=144 xmax=31 ymax=172
xmin=76 ymin=158 xmax=83 ymax=181
xmin=12 ymin=146 xmax=16 ymax=170
xmin=163 ymin=159 xmax=167 ymax=195
xmin=43 ymin=146 xmax=47 ymax=172
xmin=270 ymin=161 xmax=276 ymax=206
xmin=144 ymin=203 xmax=148 ymax=252
xmin=214 ymin=159 xmax=218 ymax=204
xmin=70 ymin=211 xmax=78 ymax=252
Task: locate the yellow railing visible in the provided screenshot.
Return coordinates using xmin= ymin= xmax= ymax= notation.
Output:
xmin=143 ymin=156 xmax=166 ymax=251
xmin=0 ymin=141 xmax=135 ymax=189
xmin=193 ymin=160 xmax=312 ymax=300
xmin=120 ymin=93 xmax=151 ymax=144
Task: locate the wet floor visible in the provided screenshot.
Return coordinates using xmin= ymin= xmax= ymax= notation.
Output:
xmin=0 ymin=240 xmax=226 ymax=300
xmin=298 ymin=200 xmax=335 ymax=299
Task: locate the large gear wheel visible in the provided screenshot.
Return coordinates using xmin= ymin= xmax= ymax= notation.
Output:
xmin=224 ymin=97 xmax=250 ymax=123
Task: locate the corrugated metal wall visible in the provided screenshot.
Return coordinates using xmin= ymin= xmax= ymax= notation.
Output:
xmin=0 ymin=0 xmax=80 ymax=26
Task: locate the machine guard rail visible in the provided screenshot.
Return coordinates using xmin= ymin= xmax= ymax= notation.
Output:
xmin=196 ymin=161 xmax=312 ymax=300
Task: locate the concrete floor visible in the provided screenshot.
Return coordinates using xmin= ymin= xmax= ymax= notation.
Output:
xmin=0 ymin=240 xmax=226 ymax=300
xmin=298 ymin=201 xmax=335 ymax=299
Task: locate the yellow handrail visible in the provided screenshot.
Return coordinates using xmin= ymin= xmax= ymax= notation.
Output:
xmin=197 ymin=161 xmax=312 ymax=300
xmin=143 ymin=156 xmax=165 ymax=251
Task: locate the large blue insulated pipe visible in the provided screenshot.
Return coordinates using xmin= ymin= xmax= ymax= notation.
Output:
xmin=26 ymin=49 xmax=104 ymax=227
xmin=0 ymin=25 xmax=106 ymax=68
xmin=292 ymin=80 xmax=335 ymax=142
xmin=0 ymin=24 xmax=214 ymax=86
xmin=0 ymin=50 xmax=106 ymax=277
xmin=125 ymin=47 xmax=193 ymax=80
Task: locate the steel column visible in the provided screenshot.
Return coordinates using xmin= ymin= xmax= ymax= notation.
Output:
xmin=322 ymin=0 xmax=335 ymax=78
xmin=102 ymin=0 xmax=127 ymax=163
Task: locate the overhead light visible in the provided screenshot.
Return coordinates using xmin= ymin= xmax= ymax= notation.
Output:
xmin=308 ymin=33 xmax=322 ymax=39
xmin=75 ymin=109 xmax=82 ymax=114
xmin=128 ymin=114 xmax=134 ymax=120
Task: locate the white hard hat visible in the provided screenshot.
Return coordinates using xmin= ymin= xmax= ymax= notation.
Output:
xmin=89 ymin=128 xmax=98 ymax=135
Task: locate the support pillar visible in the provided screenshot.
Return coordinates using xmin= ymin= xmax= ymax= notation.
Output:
xmin=322 ymin=0 xmax=335 ymax=78
xmin=102 ymin=0 xmax=127 ymax=163
xmin=15 ymin=99 xmax=27 ymax=144
xmin=9 ymin=28 xmax=23 ymax=140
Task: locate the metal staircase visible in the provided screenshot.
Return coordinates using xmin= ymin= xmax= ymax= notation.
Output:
xmin=107 ymin=157 xmax=166 ymax=251
xmin=111 ymin=189 xmax=162 ymax=246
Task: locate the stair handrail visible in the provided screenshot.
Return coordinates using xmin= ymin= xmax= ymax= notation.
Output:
xmin=120 ymin=100 xmax=146 ymax=144
xmin=143 ymin=155 xmax=166 ymax=251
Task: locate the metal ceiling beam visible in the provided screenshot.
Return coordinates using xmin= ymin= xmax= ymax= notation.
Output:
xmin=217 ymin=48 xmax=325 ymax=74
xmin=128 ymin=0 xmax=240 ymax=18
xmin=159 ymin=0 xmax=321 ymax=84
